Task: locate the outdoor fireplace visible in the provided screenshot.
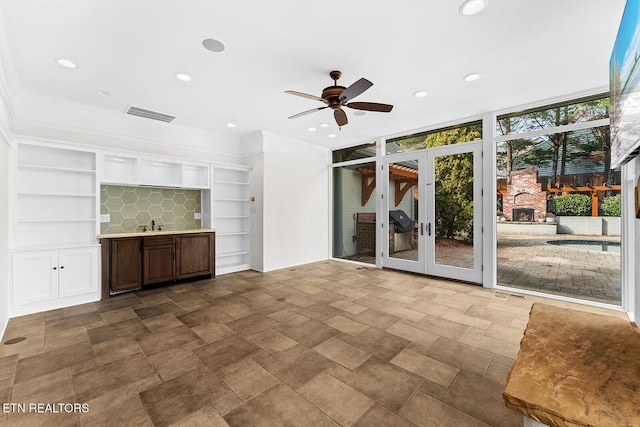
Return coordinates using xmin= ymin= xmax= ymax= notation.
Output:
xmin=512 ymin=208 xmax=535 ymax=222
xmin=503 ymin=168 xmax=547 ymax=221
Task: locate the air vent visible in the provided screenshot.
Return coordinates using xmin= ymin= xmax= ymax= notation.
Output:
xmin=126 ymin=106 xmax=175 ymax=123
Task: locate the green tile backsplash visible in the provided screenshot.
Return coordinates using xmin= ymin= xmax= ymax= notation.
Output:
xmin=100 ymin=185 xmax=201 ymax=233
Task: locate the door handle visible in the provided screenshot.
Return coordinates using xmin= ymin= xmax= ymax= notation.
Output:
xmin=420 ymin=223 xmax=424 ymax=236
xmin=428 ymin=223 xmax=432 ymax=236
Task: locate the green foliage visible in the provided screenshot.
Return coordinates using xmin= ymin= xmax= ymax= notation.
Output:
xmin=600 ymin=194 xmax=621 ymax=216
xmin=424 ymin=125 xmax=479 ymax=241
xmin=549 ymin=194 xmax=591 ymax=216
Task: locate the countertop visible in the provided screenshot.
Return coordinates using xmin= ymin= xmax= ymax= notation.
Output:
xmin=97 ymin=228 xmax=216 ymax=239
xmin=503 ymin=303 xmax=640 ymax=426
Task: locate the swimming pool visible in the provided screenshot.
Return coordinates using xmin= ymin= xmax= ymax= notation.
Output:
xmin=546 ymin=240 xmax=620 ymax=253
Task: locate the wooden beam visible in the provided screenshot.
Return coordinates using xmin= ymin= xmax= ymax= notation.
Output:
xmin=395 ymin=179 xmax=417 ymax=206
xmin=361 ymin=175 xmax=376 ymax=206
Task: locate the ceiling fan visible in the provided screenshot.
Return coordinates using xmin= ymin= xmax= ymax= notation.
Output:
xmin=286 ymin=70 xmax=393 ymax=127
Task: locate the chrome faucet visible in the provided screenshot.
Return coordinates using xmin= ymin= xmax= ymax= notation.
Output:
xmin=151 ymin=220 xmax=155 ymax=231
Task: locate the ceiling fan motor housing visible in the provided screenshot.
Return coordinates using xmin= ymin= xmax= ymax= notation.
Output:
xmin=322 ymin=85 xmax=346 ymax=109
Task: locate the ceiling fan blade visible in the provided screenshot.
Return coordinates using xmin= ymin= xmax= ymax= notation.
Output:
xmin=339 ymin=78 xmax=373 ymax=103
xmin=346 ymin=102 xmax=394 ymax=112
xmin=334 ymin=108 xmax=348 ymax=127
xmin=285 ymin=90 xmax=328 ymax=104
xmin=288 ymin=106 xmax=328 ymax=119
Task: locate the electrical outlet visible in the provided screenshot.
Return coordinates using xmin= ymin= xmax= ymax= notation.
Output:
xmin=100 ymin=214 xmax=111 ymax=223
xmin=194 ymin=212 xmax=202 ymax=220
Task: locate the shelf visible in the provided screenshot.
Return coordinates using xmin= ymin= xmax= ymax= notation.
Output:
xmin=17 ymin=218 xmax=96 ymax=223
xmin=213 ymin=180 xmax=250 ymax=185
xmin=17 ymin=192 xmax=95 ymax=198
xmin=213 ymin=215 xmax=250 ymax=219
xmin=217 ymin=231 xmax=250 ymax=236
xmin=212 ymin=198 xmax=250 ymax=202
xmin=18 ymin=163 xmax=95 ymax=174
xmin=217 ymin=250 xmax=250 ymax=258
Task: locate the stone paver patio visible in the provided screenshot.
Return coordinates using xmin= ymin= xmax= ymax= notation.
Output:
xmin=497 ymin=233 xmax=621 ymax=305
xmin=346 ymin=233 xmax=622 ymax=305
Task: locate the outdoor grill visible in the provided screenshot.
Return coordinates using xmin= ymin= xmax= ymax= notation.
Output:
xmin=389 ymin=210 xmax=413 ymax=252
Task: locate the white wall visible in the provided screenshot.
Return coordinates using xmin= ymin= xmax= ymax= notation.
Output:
xmin=258 ymin=133 xmax=330 ymax=272
xmin=242 ymin=152 xmax=264 ymax=272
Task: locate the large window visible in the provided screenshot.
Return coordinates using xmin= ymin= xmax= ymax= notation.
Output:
xmin=496 ymin=95 xmax=621 ymax=305
xmin=386 ymin=120 xmax=482 ymax=154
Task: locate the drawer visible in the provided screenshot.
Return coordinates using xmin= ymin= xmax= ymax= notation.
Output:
xmin=143 ymin=236 xmax=175 ymax=247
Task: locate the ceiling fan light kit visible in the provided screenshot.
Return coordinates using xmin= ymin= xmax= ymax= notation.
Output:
xmin=286 ymin=70 xmax=393 ymax=128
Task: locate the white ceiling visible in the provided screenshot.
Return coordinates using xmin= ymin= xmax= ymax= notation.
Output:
xmin=0 ymin=0 xmax=627 ymax=150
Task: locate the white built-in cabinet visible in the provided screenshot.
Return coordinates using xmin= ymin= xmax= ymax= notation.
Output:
xmin=11 ymin=247 xmax=98 ymax=311
xmin=9 ymin=141 xmax=253 ymax=316
xmin=10 ymin=141 xmax=101 ymax=316
xmin=101 ymin=153 xmax=210 ymax=188
xmin=210 ymin=164 xmax=251 ymax=274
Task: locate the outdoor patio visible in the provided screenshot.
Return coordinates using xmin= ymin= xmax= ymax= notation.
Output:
xmin=346 ymin=233 xmax=621 ymax=305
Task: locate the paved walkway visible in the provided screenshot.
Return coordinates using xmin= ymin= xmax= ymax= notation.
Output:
xmin=497 ymin=233 xmax=621 ymax=305
xmin=347 ymin=233 xmax=622 ymax=305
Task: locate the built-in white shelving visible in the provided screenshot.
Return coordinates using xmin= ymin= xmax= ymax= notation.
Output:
xmin=14 ymin=144 xmax=97 ymax=248
xmin=10 ymin=141 xmax=101 ymax=317
xmin=210 ymin=165 xmax=251 ymax=274
xmin=101 ymin=152 xmax=210 ymax=189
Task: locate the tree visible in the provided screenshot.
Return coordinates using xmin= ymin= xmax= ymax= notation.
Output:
xmin=424 ymin=124 xmax=481 ymax=242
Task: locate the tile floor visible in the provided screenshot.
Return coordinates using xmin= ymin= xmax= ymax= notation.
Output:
xmin=0 ymin=261 xmax=628 ymax=426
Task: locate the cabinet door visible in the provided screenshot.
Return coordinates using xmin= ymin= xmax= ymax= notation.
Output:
xmin=12 ymin=251 xmax=59 ymax=306
xmin=110 ymin=238 xmax=142 ymax=292
xmin=143 ymin=244 xmax=176 ymax=285
xmin=176 ymin=233 xmax=213 ymax=279
xmin=58 ymin=247 xmax=99 ymax=298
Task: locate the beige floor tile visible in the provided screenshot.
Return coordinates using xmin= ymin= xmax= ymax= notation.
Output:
xmin=314 ymin=338 xmax=370 ymax=370
xmin=386 ymin=322 xmax=439 ymax=347
xmin=391 ymin=349 xmax=459 ymax=387
xmin=190 ymin=322 xmax=236 ymax=343
xmin=267 ymin=309 xmax=309 ymax=326
xmin=254 ymin=344 xmax=332 ymax=390
xmin=217 ymin=358 xmax=280 ymax=401
xmin=353 ymin=404 xmax=415 ymax=427
xmin=140 ymin=365 xmax=234 ymax=427
xmin=79 ymin=384 xmax=151 ymax=427
xmin=93 ymin=336 xmax=142 ymax=365
xmin=169 ymin=404 xmax=228 ymax=427
xmin=224 ymin=383 xmax=337 ymax=427
xmin=400 ymin=391 xmax=491 ymax=427
xmin=443 ymin=370 xmax=523 ymax=426
xmin=298 ymin=372 xmax=374 ymax=426
xmin=344 ymin=357 xmax=423 ymax=412
xmin=324 ymin=315 xmax=369 ymax=336
xmin=73 ymin=352 xmax=155 ymax=402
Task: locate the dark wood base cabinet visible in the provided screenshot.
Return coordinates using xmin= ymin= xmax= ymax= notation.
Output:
xmin=101 ymin=231 xmax=215 ymax=298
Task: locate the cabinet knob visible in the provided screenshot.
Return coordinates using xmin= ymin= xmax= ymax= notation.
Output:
xmin=53 ymin=267 xmax=57 ymax=270
xmin=60 ymin=266 xmax=65 ymax=269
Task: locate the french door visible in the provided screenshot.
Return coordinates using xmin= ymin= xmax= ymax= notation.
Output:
xmin=382 ymin=142 xmax=483 ymax=283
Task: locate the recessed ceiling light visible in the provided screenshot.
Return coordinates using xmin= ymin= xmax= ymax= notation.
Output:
xmin=463 ymin=73 xmax=481 ymax=82
xmin=226 ymin=123 xmax=236 ymax=128
xmin=328 ymin=134 xmax=336 ymax=138
xmin=319 ymin=123 xmax=329 ymax=128
xmin=202 ymin=38 xmax=226 ymax=53
xmin=459 ymin=0 xmax=488 ymax=16
xmin=95 ymin=90 xmax=111 ymax=97
xmin=414 ymin=90 xmax=428 ymax=98
xmin=175 ymin=73 xmax=192 ymax=82
xmin=56 ymin=58 xmax=77 ymax=69
xmin=354 ymin=111 xmax=366 ymax=116
xmin=308 ymin=127 xmax=317 ymax=132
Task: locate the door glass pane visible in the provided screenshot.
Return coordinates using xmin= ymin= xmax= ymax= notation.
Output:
xmin=388 ymin=160 xmax=419 ymax=261
xmin=433 ymin=152 xmax=474 ymax=269
xmin=332 ymin=162 xmax=377 ymax=264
